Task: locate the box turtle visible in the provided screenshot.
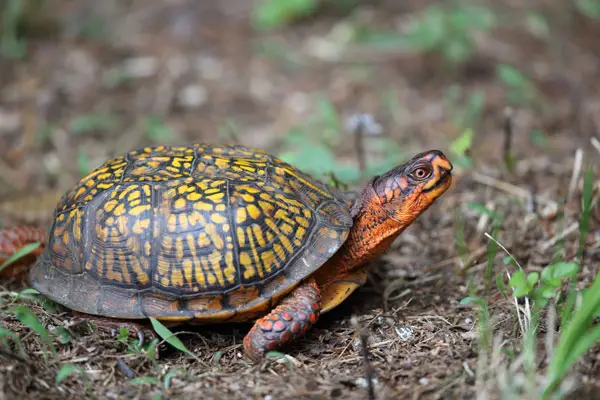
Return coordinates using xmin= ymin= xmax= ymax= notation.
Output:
xmin=0 ymin=143 xmax=452 ymax=361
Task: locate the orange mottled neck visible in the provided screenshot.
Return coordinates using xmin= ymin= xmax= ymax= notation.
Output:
xmin=336 ymin=201 xmax=415 ymax=271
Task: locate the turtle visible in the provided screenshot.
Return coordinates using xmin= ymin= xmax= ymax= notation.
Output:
xmin=0 ymin=143 xmax=453 ymax=361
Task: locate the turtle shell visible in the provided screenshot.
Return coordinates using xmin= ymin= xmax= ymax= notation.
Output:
xmin=30 ymin=144 xmax=353 ymax=322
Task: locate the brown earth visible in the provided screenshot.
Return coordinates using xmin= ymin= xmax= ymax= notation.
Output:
xmin=0 ymin=1 xmax=599 ymax=399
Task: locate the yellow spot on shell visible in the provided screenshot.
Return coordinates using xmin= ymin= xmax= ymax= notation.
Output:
xmin=207 ymin=273 xmax=217 ymax=285
xmin=297 ymin=217 xmax=310 ymax=227
xmin=241 ymin=194 xmax=254 ymax=202
xmin=198 ymin=233 xmax=211 ymax=247
xmin=205 ymin=224 xmax=223 ymax=249
xmin=104 ymin=200 xmax=118 ymax=212
xmin=117 ymin=216 xmax=129 ymax=235
xmin=273 ymin=243 xmax=285 ymax=261
xmin=258 ymin=201 xmax=274 ymax=215
xmin=174 ymin=198 xmax=187 ymax=209
xmin=128 ymin=191 xmax=140 ymax=201
xmin=206 ymin=192 xmax=225 ymax=203
xmin=193 ymin=202 xmax=213 ymax=212
xmin=129 ymin=205 xmax=150 ymax=216
xmin=280 ymin=223 xmax=293 ymax=235
xmin=133 ymin=219 xmax=150 ymax=234
xmin=296 ymin=227 xmax=306 ymax=240
xmin=236 ymin=208 xmax=247 ymax=224
xmin=261 ymin=250 xmax=277 ymax=273
xmin=224 ymin=252 xmax=236 ymax=284
xmin=187 ymin=192 xmax=201 ymax=201
xmin=247 ymin=204 xmax=261 ymax=219
xmin=236 ymin=227 xmax=246 ymax=246
xmin=252 ymin=224 xmax=266 ymax=247
xmin=74 ymin=186 xmax=86 ymax=199
xmin=167 ymin=214 xmax=178 ymax=232
xmin=97 ymin=183 xmax=114 ymax=190
xmin=240 ymin=252 xmax=255 ymax=280
xmin=179 ymin=214 xmax=189 ymax=230
xmin=215 ymin=158 xmax=229 ymax=169
xmin=247 ymin=229 xmax=263 ymax=278
xmin=171 ymin=268 xmax=184 ymax=287
xmin=209 ymin=250 xmax=224 ymax=286
xmin=183 ymin=259 xmax=193 ymax=284
xmin=114 ymin=204 xmax=126 ymax=216
xmin=211 ymin=213 xmax=227 ymax=224
xmin=176 ymin=237 xmax=184 ymax=260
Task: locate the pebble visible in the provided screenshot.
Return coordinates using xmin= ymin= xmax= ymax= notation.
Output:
xmin=354 ymin=377 xmax=379 ymax=389
xmin=395 ymin=325 xmax=414 ymax=341
xmin=0 ymin=108 xmax=21 ymax=134
xmin=178 ymin=84 xmax=208 ymax=108
xmin=122 ymin=57 xmax=159 ymax=79
xmin=196 ymin=56 xmax=223 ymax=80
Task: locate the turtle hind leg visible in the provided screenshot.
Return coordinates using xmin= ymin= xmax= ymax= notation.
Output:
xmin=0 ymin=226 xmax=46 ymax=278
xmin=243 ymin=277 xmax=321 ymax=362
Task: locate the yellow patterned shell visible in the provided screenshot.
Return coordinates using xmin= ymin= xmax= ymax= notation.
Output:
xmin=30 ymin=144 xmax=353 ymax=322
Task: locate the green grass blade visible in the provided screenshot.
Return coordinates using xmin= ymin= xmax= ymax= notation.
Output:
xmin=545 ymin=271 xmax=600 ymax=394
xmin=563 ymin=325 xmax=600 ymax=369
xmin=0 ymin=242 xmax=41 ymax=273
xmin=56 ymin=364 xmax=82 ymax=383
xmin=149 ymin=317 xmax=192 ymax=355
xmin=578 ymin=167 xmax=594 ymax=259
xmin=9 ymin=305 xmax=52 ymax=344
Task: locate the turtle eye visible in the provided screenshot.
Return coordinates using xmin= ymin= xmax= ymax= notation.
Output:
xmin=410 ymin=165 xmax=432 ymax=181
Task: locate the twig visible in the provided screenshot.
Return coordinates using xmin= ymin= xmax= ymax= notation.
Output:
xmin=345 ymin=113 xmax=382 ymax=174
xmin=117 ymin=359 xmax=135 ymax=378
xmin=352 ymin=316 xmax=376 ymax=400
xmin=538 ymin=221 xmax=580 ymax=252
xmin=567 ymin=148 xmax=583 ymax=202
xmin=591 ymin=136 xmax=600 ymax=156
xmin=483 ymin=233 xmax=531 ymax=337
xmin=503 ymin=107 xmax=514 ymax=171
xmin=471 ymin=172 xmax=555 ymax=207
xmin=353 ymin=120 xmax=366 ymax=173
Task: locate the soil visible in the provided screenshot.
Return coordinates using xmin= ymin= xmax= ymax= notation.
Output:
xmin=0 ymin=1 xmax=599 ymax=399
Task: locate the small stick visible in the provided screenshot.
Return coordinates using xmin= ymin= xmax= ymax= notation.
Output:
xmin=352 ymin=316 xmax=376 ymax=400
xmin=538 ymin=221 xmax=580 ymax=252
xmin=471 ymin=172 xmax=556 ymax=207
xmin=591 ymin=136 xmax=600 ymax=156
xmin=503 ymin=107 xmax=514 ymax=171
xmin=346 ymin=113 xmax=382 ymax=175
xmin=117 ymin=359 xmax=135 ymax=378
xmin=354 ymin=120 xmax=366 ymax=173
xmin=567 ymin=148 xmax=583 ymax=202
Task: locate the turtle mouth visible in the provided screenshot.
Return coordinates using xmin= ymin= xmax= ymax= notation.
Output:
xmin=423 ymin=169 xmax=452 ymax=194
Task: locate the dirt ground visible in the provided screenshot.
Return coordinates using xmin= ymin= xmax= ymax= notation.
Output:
xmin=0 ymin=1 xmax=599 ymax=399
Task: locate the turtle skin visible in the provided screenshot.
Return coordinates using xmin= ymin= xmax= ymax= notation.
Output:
xmin=29 ymin=144 xmax=356 ymax=325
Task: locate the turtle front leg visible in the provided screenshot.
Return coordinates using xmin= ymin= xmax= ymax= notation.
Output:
xmin=0 ymin=226 xmax=46 ymax=278
xmin=243 ymin=277 xmax=321 ymax=362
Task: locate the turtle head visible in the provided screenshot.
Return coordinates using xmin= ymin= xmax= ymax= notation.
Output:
xmin=368 ymin=150 xmax=453 ymax=223
xmin=323 ymin=150 xmax=453 ymax=272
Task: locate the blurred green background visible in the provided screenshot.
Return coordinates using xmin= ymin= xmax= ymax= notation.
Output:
xmin=0 ymin=0 xmax=598 ymax=193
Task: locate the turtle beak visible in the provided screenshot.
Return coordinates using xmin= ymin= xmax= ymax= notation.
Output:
xmin=422 ymin=152 xmax=453 ymax=199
